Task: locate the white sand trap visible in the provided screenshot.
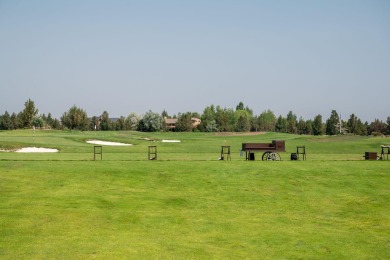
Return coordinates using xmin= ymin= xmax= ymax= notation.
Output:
xmin=162 ymin=140 xmax=181 ymax=143
xmin=16 ymin=147 xmax=59 ymax=153
xmin=87 ymin=140 xmax=132 ymax=146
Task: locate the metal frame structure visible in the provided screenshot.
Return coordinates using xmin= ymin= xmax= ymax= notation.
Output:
xmin=296 ymin=146 xmax=306 ymax=160
xmin=380 ymin=145 xmax=389 ymax=160
xmin=148 ymin=146 xmax=157 ymax=160
xmin=94 ymin=146 xmax=102 ymax=160
xmin=220 ymin=146 xmax=231 ymax=161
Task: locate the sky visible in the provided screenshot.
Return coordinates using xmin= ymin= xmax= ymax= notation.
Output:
xmin=0 ymin=0 xmax=389 ymax=122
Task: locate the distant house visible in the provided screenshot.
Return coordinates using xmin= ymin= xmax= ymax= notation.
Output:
xmin=165 ymin=118 xmax=178 ymax=130
xmin=164 ymin=117 xmax=201 ymax=130
xmin=191 ymin=117 xmax=201 ymax=128
xmin=109 ymin=118 xmax=120 ymax=123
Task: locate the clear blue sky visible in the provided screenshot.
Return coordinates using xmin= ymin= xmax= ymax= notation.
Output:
xmin=1 ymin=0 xmax=389 ymax=122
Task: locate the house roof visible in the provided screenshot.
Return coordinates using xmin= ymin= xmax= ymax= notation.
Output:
xmin=165 ymin=118 xmax=178 ymax=124
xmin=164 ymin=117 xmax=201 ymax=127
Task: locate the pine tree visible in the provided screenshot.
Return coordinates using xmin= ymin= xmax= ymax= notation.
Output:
xmin=21 ymin=99 xmax=38 ymax=128
xmin=312 ymin=115 xmax=324 ymax=135
xmin=326 ymin=110 xmax=339 ymax=135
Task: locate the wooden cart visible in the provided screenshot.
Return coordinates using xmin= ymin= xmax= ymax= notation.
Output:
xmin=242 ymin=140 xmax=285 ymax=161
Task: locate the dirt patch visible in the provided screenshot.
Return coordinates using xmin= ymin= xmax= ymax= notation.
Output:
xmin=214 ymin=132 xmax=266 ymax=136
xmin=307 ymin=135 xmax=363 ymax=143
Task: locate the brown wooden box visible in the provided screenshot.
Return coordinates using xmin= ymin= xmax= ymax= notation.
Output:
xmin=272 ymin=140 xmax=285 ymax=152
xmin=364 ymin=152 xmax=377 ymax=160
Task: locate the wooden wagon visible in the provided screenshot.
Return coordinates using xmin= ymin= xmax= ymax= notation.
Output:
xmin=242 ymin=140 xmax=285 ymax=161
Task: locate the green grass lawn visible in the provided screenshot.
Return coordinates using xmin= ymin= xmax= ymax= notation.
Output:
xmin=0 ymin=130 xmax=389 ymax=258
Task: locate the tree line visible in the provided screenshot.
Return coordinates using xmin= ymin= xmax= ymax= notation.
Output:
xmin=1 ymin=99 xmax=389 ymax=136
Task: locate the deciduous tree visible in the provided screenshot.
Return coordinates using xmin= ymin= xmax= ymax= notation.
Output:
xmin=201 ymin=105 xmax=217 ymax=132
xmin=215 ymin=106 xmax=234 ymax=132
xmin=32 ymin=116 xmax=44 ymax=128
xmin=125 ymin=113 xmax=140 ymax=130
xmin=234 ymin=110 xmax=250 ymax=132
xmin=61 ymin=105 xmax=90 ymax=130
xmin=138 ymin=110 xmax=163 ymax=132
xmin=176 ymin=112 xmax=193 ymax=132
xmin=114 ymin=116 xmax=126 ymax=131
xmin=258 ymin=110 xmax=276 ymax=132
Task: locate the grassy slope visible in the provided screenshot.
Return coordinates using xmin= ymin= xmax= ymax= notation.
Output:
xmin=0 ymin=130 xmax=389 ymax=258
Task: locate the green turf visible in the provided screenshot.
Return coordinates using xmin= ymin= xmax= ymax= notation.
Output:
xmin=0 ymin=130 xmax=389 ymax=258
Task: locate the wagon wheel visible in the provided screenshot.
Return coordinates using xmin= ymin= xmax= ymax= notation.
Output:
xmin=269 ymin=152 xmax=281 ymax=161
xmin=262 ymin=152 xmax=281 ymax=161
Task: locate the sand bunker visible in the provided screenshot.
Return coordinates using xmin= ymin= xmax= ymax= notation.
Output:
xmin=162 ymin=140 xmax=181 ymax=143
xmin=15 ymin=147 xmax=59 ymax=153
xmin=86 ymin=140 xmax=132 ymax=146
